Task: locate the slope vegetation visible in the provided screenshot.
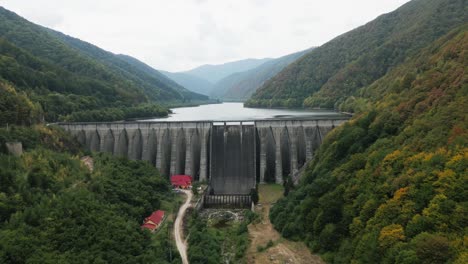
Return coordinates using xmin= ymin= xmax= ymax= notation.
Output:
xmin=0 ymin=81 xmax=43 ymax=125
xmin=270 ymin=26 xmax=467 ymax=263
xmin=0 ymin=7 xmax=205 ymax=122
xmin=246 ymin=0 xmax=467 ymax=109
xmin=115 ymin=54 xmax=207 ymax=101
xmin=0 ymin=125 xmax=180 ymax=263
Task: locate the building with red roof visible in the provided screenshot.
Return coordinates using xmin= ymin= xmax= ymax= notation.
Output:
xmin=171 ymin=175 xmax=192 ymax=188
xmin=141 ymin=210 xmax=165 ymax=231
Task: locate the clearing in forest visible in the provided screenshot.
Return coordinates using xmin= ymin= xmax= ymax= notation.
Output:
xmin=246 ymin=184 xmax=324 ymax=264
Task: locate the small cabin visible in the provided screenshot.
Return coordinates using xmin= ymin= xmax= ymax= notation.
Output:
xmin=141 ymin=210 xmax=165 ymax=231
xmin=171 ymin=175 xmax=193 ymax=189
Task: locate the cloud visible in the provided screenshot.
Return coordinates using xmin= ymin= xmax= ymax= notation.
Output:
xmin=1 ymin=0 xmax=411 ymax=71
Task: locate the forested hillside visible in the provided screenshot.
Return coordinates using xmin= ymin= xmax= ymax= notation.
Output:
xmin=0 ymin=124 xmax=180 ymax=263
xmin=246 ymin=0 xmax=468 ymax=109
xmin=0 ymin=7 xmax=206 ymax=122
xmin=0 ymin=9 xmax=184 ymax=258
xmin=211 ymin=48 xmax=312 ymax=101
xmin=114 ymin=54 xmax=207 ymax=101
xmin=0 ymin=81 xmax=43 ymax=125
xmin=270 ymin=25 xmax=467 ymax=263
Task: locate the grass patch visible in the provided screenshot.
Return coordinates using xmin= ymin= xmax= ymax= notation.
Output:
xmin=258 ymin=184 xmax=284 ymax=204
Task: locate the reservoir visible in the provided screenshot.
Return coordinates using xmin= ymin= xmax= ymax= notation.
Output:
xmin=143 ymin=102 xmax=346 ymax=122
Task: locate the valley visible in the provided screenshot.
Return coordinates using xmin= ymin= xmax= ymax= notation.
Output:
xmin=0 ymin=0 xmax=467 ymax=263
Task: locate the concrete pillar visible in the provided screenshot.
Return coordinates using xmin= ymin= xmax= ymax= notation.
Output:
xmin=84 ymin=130 xmax=91 ymax=150
xmin=273 ymin=128 xmax=283 ymax=184
xmin=259 ymin=128 xmax=267 ymax=183
xmin=112 ymin=129 xmax=120 ymax=155
xmin=304 ymin=127 xmax=313 ymax=162
xmin=99 ymin=130 xmax=106 ymax=152
xmin=170 ymin=129 xmax=179 ymax=175
xmin=90 ymin=130 xmax=101 ymax=152
xmin=199 ymin=129 xmax=209 ymax=182
xmin=290 ymin=128 xmax=298 ymax=177
xmin=155 ymin=129 xmax=164 ymax=169
xmin=184 ymin=129 xmax=193 ymax=176
xmin=100 ymin=129 xmax=114 ymax=154
xmin=127 ymin=129 xmax=137 ymax=160
xmin=113 ymin=129 xmax=129 ymax=158
xmin=311 ymin=126 xmax=322 ymax=156
xmin=145 ymin=129 xmax=158 ymax=166
xmin=140 ymin=128 xmax=151 ymax=161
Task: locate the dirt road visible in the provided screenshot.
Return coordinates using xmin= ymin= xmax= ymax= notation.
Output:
xmin=174 ymin=189 xmax=192 ymax=264
xmin=246 ymin=184 xmax=324 ymax=264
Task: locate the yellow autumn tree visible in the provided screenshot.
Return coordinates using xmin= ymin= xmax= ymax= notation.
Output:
xmin=379 ymin=224 xmax=405 ymax=249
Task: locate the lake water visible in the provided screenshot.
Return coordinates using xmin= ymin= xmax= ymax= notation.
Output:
xmin=143 ymin=102 xmax=345 ymax=122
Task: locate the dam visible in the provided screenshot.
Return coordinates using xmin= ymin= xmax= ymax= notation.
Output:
xmin=57 ymin=117 xmax=348 ymax=197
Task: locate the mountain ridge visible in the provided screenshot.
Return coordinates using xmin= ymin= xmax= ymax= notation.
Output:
xmin=211 ymin=48 xmax=313 ymax=101
xmin=246 ymin=0 xmax=468 ymax=109
xmin=182 ymin=57 xmax=273 ymax=84
xmin=0 ymin=6 xmax=207 ymax=121
xmin=159 ymin=70 xmax=214 ymax=96
xmin=270 ymin=23 xmax=468 ymax=263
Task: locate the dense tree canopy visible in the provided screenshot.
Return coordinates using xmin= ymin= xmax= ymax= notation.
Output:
xmin=0 ymin=81 xmax=42 ymax=125
xmin=246 ymin=0 xmax=467 ymax=109
xmin=270 ymin=26 xmax=467 ymax=263
xmin=187 ymin=211 xmax=253 ymax=264
xmin=0 ymin=125 xmax=178 ymax=263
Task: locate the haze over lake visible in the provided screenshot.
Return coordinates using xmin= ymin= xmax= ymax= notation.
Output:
xmin=144 ymin=102 xmax=345 ymax=122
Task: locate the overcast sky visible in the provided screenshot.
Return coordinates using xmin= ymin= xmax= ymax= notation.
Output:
xmin=1 ymin=0 xmax=410 ymax=72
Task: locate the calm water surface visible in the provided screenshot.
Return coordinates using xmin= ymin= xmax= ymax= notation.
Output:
xmin=143 ymin=102 xmax=345 ymax=122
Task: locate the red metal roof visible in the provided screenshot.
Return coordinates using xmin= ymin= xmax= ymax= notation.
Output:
xmin=171 ymin=175 xmax=192 ymax=186
xmin=141 ymin=223 xmax=157 ymax=230
xmin=141 ymin=210 xmax=165 ymax=231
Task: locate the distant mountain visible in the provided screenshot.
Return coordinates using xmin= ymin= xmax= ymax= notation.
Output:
xmin=246 ymin=0 xmax=468 ymax=109
xmin=211 ymin=49 xmax=313 ymax=101
xmin=159 ymin=70 xmax=214 ymax=96
xmin=182 ymin=58 xmax=272 ymax=84
xmin=115 ymin=54 xmax=207 ymax=100
xmin=0 ymin=7 xmax=207 ymax=121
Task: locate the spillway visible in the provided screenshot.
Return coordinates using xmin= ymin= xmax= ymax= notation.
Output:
xmin=210 ymin=124 xmax=256 ymax=195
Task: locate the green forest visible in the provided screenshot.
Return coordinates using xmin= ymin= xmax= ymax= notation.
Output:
xmin=246 ymin=0 xmax=467 ymax=110
xmin=0 ymin=125 xmax=180 ymax=263
xmin=0 ymin=7 xmax=207 ymax=123
xmin=0 ymin=0 xmax=467 ymax=263
xmin=269 ymin=26 xmax=467 ymax=263
xmin=187 ymin=211 xmax=254 ymax=264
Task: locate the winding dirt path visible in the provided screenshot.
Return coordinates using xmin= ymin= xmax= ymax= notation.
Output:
xmin=174 ymin=189 xmax=192 ymax=264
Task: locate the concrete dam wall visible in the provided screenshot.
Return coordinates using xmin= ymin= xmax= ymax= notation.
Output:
xmin=58 ymin=118 xmax=347 ymax=195
xmin=210 ymin=124 xmax=256 ymax=195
